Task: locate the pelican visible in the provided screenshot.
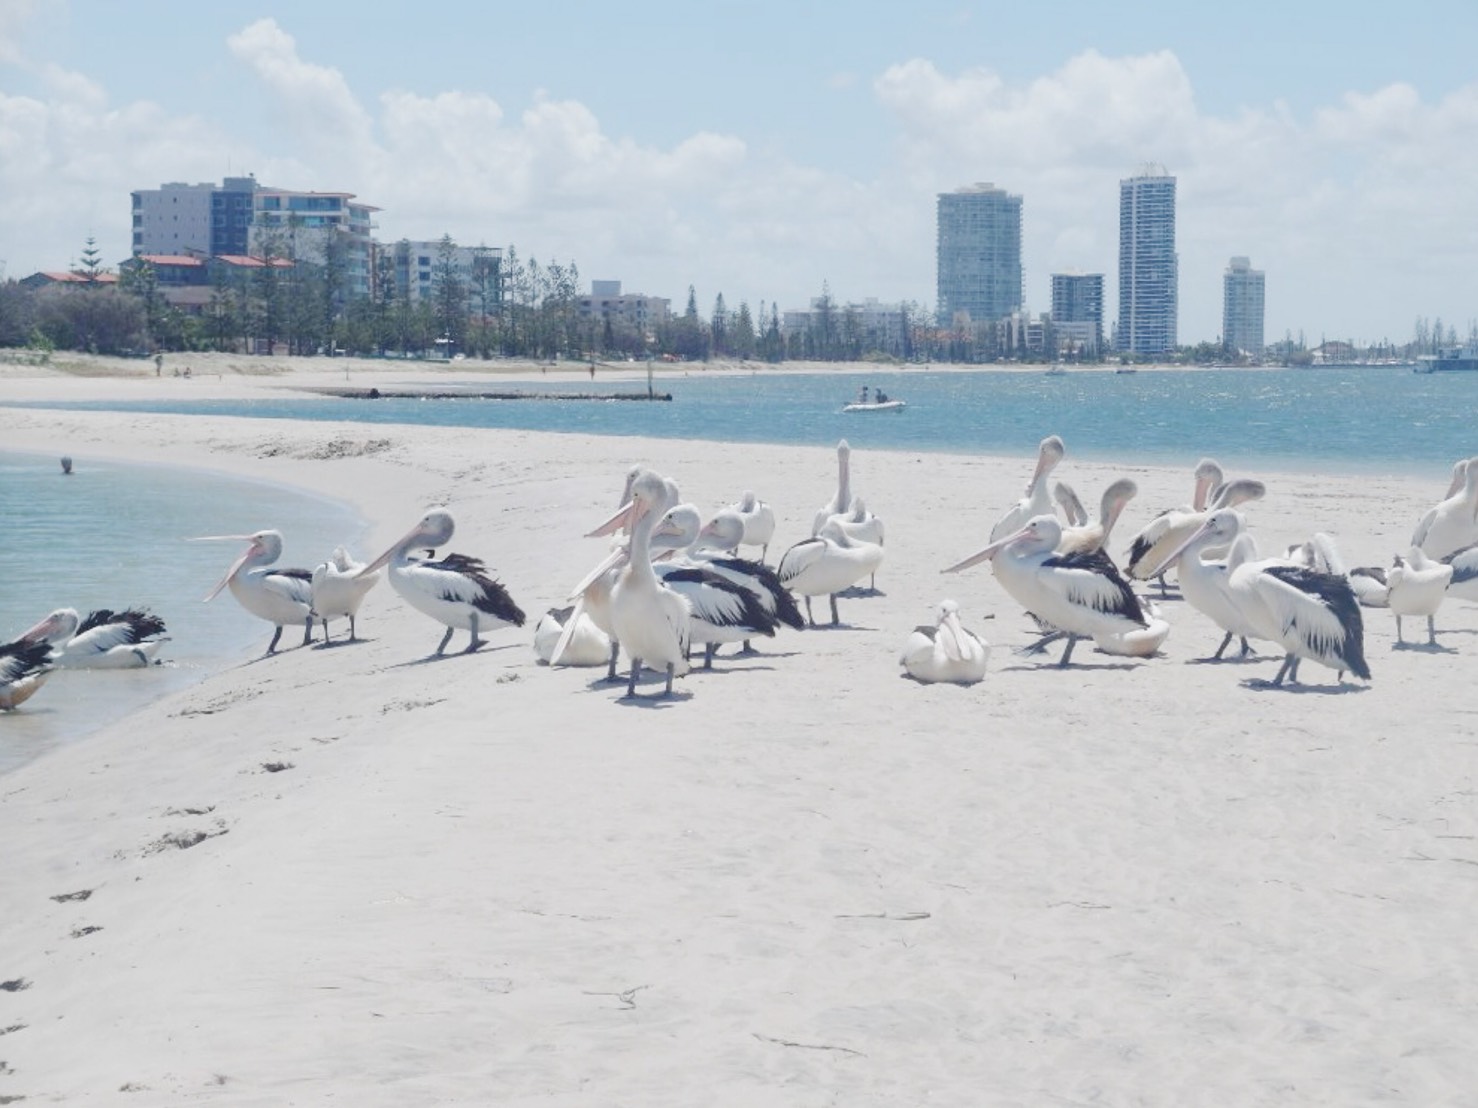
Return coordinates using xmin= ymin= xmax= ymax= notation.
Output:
xmin=1092 ymin=597 xmax=1171 ymax=657
xmin=812 ymin=439 xmax=855 ymax=536
xmin=1412 ymin=457 xmax=1478 ymax=559
xmin=359 ymin=508 xmax=526 ymax=655
xmin=820 ymin=496 xmax=885 ymax=590
xmin=195 ymin=530 xmax=315 ymax=653
xmin=606 ymin=470 xmax=692 ymax=696
xmin=1307 ymin=532 xmax=1389 ymax=608
xmin=1125 ymin=477 xmax=1266 ymax=585
xmin=21 ymin=607 xmax=169 ymax=668
xmin=1166 ymin=513 xmax=1369 ymax=687
xmin=729 ymin=490 xmax=777 ymax=562
xmin=945 ymin=514 xmax=1146 ymax=667
xmin=1156 ymin=509 xmax=1269 ymax=661
xmin=688 ymin=508 xmax=807 ymax=648
xmin=1387 ymin=548 xmax=1452 ymax=646
xmin=1443 ymin=544 xmax=1478 ymax=603
xmin=899 ymin=600 xmax=990 ymax=685
xmin=534 ymin=605 xmax=612 ymax=667
xmin=649 ymin=503 xmax=780 ymax=668
xmin=1057 ymin=478 xmax=1138 ymax=556
xmin=310 ymin=546 xmax=381 ymax=642
xmin=1053 ymin=481 xmax=1089 ymax=526
xmin=990 ymin=435 xmax=1066 ymax=541
xmin=777 ymin=519 xmax=885 ymax=627
xmin=0 ymin=638 xmax=53 ymax=710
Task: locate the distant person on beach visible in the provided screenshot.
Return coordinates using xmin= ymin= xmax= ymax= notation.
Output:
xmin=589 ymin=364 xmax=596 ymax=379
xmin=60 ymin=456 xmax=73 ymax=475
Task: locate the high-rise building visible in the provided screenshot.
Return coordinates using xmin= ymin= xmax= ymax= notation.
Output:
xmin=936 ymin=183 xmax=1022 ymax=326
xmin=1116 ymin=167 xmax=1177 ymax=356
xmin=1050 ymin=272 xmax=1104 ymax=356
xmin=1223 ymin=256 xmax=1265 ymax=358
xmin=386 ymin=240 xmax=503 ymax=311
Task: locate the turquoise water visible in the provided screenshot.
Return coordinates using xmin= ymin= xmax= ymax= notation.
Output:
xmin=0 ymin=452 xmax=365 ymax=775
xmin=8 ymin=365 xmax=1476 ymax=475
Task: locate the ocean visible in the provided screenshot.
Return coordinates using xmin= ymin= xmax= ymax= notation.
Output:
xmin=8 ymin=364 xmax=1476 ymax=476
xmin=0 ymin=452 xmax=365 ymax=776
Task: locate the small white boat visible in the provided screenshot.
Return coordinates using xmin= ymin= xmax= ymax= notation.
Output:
xmin=841 ymin=399 xmax=906 ymax=413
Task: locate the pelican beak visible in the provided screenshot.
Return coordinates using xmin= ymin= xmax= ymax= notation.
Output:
xmin=587 ymin=499 xmax=636 ymax=538
xmin=203 ymin=542 xmax=257 ymax=602
xmin=359 ymin=520 xmax=428 ymax=578
xmin=548 ymin=596 xmax=586 ymax=666
xmin=1152 ymin=518 xmax=1217 ymax=578
xmin=18 ymin=610 xmax=69 ymax=645
xmin=1193 ymin=473 xmax=1215 ymax=511
xmin=943 ymin=527 xmax=1025 ymax=574
xmin=569 ymin=543 xmax=630 ymax=600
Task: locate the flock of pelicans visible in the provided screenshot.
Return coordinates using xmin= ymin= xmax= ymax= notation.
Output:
xmin=4 ymin=437 xmax=1478 ymax=708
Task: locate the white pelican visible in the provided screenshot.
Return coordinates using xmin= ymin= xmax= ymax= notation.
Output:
xmin=945 ymin=514 xmax=1146 ymax=667
xmin=0 ymin=638 xmax=54 ymax=710
xmin=606 ymin=471 xmax=692 ymax=696
xmin=1386 ymin=548 xmax=1452 ymax=646
xmin=1124 ymin=477 xmax=1266 ymax=585
xmin=728 ymin=490 xmax=777 ymax=562
xmin=1156 ymin=510 xmax=1270 ymax=661
xmin=820 ymin=496 xmax=885 ymax=590
xmin=195 ymin=530 xmax=315 ymax=654
xmin=1053 ymin=481 xmax=1088 ymax=526
xmin=21 ymin=607 xmax=169 ymax=668
xmin=990 ymin=435 xmax=1066 ymax=541
xmin=310 ymin=546 xmax=381 ymax=642
xmin=1306 ymin=532 xmax=1390 ymax=609
xmin=1443 ymin=544 xmax=1478 ymax=603
xmin=359 ymin=508 xmax=527 ymax=655
xmin=1166 ymin=514 xmax=1369 ymax=687
xmin=1057 ymin=478 xmax=1138 ymax=556
xmin=649 ymin=504 xmax=780 ymax=668
xmin=899 ymin=600 xmax=990 ymax=685
xmin=812 ymin=440 xmax=858 ymax=536
xmin=777 ymin=519 xmax=885 ymax=627
xmin=1092 ymin=597 xmax=1171 ymax=657
xmin=534 ymin=605 xmax=612 ymax=667
xmin=1412 ymin=456 xmax=1478 ymax=559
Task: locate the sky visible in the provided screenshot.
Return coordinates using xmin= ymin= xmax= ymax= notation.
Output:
xmin=2 ymin=0 xmax=1477 ymax=346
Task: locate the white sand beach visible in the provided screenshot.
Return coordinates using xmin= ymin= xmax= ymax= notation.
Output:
xmin=2 ymin=357 xmax=1476 ymax=1104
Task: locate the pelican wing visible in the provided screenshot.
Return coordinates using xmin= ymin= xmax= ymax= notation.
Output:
xmin=703 ymin=554 xmax=806 ymax=629
xmin=1443 ymin=544 xmax=1478 ymax=585
xmin=1042 ymin=550 xmax=1146 ymax=625
xmin=1 ymin=640 xmax=54 ymax=684
xmin=72 ymin=609 xmax=166 ymax=653
xmin=659 ymin=567 xmax=776 ymax=633
xmin=1411 ymin=506 xmax=1437 ymax=550
xmin=1258 ymin=565 xmax=1370 ymax=679
xmin=776 ymin=538 xmax=826 ymax=586
xmin=261 ymin=567 xmax=314 ymax=607
xmin=425 ymin=553 xmax=527 ymax=626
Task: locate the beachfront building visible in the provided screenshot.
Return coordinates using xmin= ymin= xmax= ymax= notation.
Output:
xmin=130 ymin=176 xmax=258 ymax=260
xmin=386 ymin=240 xmax=503 ymax=312
xmin=576 ymin=281 xmax=671 ymax=337
xmin=1050 ymin=272 xmax=1105 ymax=358
xmin=1223 ymin=256 xmax=1266 ymax=359
xmin=936 ymin=183 xmax=1023 ymax=327
xmin=1116 ymin=166 xmax=1178 ymax=357
xmin=781 ymin=297 xmax=908 ymax=353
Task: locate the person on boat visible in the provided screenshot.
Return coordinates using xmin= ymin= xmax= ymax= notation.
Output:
xmin=875 ymin=390 xmax=888 ymax=404
xmin=858 ymin=385 xmax=870 ymax=404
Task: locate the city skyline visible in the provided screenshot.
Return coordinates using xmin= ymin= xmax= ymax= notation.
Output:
xmin=3 ymin=1 xmax=1477 ymax=345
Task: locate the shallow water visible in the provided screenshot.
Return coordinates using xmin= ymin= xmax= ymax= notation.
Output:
xmin=9 ymin=365 xmax=1478 ymax=476
xmin=0 ymin=452 xmax=365 ymax=775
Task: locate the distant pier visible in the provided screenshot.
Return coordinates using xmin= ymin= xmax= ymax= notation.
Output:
xmin=310 ymin=387 xmax=673 ymax=402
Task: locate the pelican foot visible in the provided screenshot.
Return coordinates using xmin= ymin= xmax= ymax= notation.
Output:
xmin=463 ymin=637 xmax=486 ymax=654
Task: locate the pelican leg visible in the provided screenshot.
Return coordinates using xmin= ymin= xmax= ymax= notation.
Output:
xmin=703 ymin=642 xmax=717 ymax=670
xmin=464 ymin=612 xmax=484 ymax=653
xmin=1269 ymin=654 xmax=1297 ymax=686
xmin=1428 ymin=615 xmax=1438 ymax=645
xmin=302 ymin=614 xmax=314 ymax=645
xmin=605 ymin=640 xmax=621 ymax=682
xmin=1056 ymin=634 xmax=1081 ymax=667
xmin=624 ymin=657 xmax=643 ymax=698
xmin=435 ymin=625 xmax=455 ymax=655
xmin=266 ymin=625 xmax=284 ymax=654
xmin=1395 ymin=615 xmax=1405 ymax=645
xmin=1240 ymin=637 xmax=1252 ymax=656
xmin=320 ymin=618 xmax=331 ymax=642
xmin=739 ymin=638 xmax=757 ymax=655
xmin=1211 ymin=631 xmax=1233 ymax=660
xmin=1155 ymin=573 xmax=1170 ymax=598
xmin=664 ymin=662 xmax=676 ymax=696
xmin=348 ymin=614 xmax=358 ymax=641
xmin=803 ymin=596 xmax=816 ymax=627
xmin=829 ymin=594 xmax=841 ymax=626
xmin=1019 ymin=630 xmax=1066 ymax=656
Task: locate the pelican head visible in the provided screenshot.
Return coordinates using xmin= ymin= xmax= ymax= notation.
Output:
xmin=945 ymin=514 xmax=1062 ymax=574
xmin=360 ymin=509 xmax=456 ymax=577
xmin=193 ymin=530 xmax=286 ymax=601
xmin=1158 ymin=508 xmax=1245 ymax=572
xmin=696 ymin=509 xmax=745 ymax=553
xmin=1026 ymin=435 xmax=1066 ymax=494
xmin=20 ymin=607 xmax=80 ymax=647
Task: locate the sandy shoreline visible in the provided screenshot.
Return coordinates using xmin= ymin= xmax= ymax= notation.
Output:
xmin=2 ymin=360 xmax=1476 ymax=1104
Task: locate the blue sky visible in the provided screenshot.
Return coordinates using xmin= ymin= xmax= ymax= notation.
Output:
xmin=3 ymin=0 xmax=1477 ymax=345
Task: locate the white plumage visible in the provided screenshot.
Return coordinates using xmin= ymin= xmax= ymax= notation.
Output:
xmin=777 ymin=520 xmax=885 ymax=627
xmin=22 ymin=607 xmax=169 ymax=668
xmin=899 ymin=600 xmax=990 ymax=684
xmin=1386 ymin=547 xmax=1452 ymax=646
xmin=990 ymin=435 xmax=1066 ymax=542
xmin=310 ymin=546 xmax=381 ymax=642
xmin=195 ymin=529 xmax=315 ymax=654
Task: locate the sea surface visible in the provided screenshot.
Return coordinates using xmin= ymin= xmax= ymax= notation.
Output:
xmin=0 ymin=452 xmax=365 ymax=776
xmin=7 ymin=364 xmax=1476 ymax=476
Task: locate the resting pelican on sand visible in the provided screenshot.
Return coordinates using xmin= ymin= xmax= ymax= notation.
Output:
xmin=812 ymin=440 xmax=859 ymax=536
xmin=1057 ymin=478 xmax=1138 ymax=556
xmin=1053 ymin=482 xmax=1089 ymax=526
xmin=728 ymin=491 xmax=777 ymax=562
xmin=195 ymin=530 xmax=314 ymax=654
xmin=1412 ymin=456 xmax=1478 ymax=559
xmin=534 ymin=605 xmax=612 ymax=667
xmin=1125 ymin=477 xmax=1266 ymax=586
xmin=359 ymin=508 xmax=526 ymax=655
xmin=1386 ymin=548 xmax=1452 ymax=646
xmin=946 ymin=514 xmax=1146 ymax=668
xmin=649 ymin=503 xmax=780 ymax=668
xmin=778 ymin=519 xmax=885 ymax=627
xmin=0 ymin=638 xmax=54 ymax=710
xmin=20 ymin=607 xmax=169 ymax=668
xmin=899 ymin=600 xmax=990 ymax=684
xmin=1166 ymin=513 xmax=1369 ymax=687
xmin=310 ymin=546 xmax=381 ymax=642
xmin=990 ymin=435 xmax=1066 ymax=541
